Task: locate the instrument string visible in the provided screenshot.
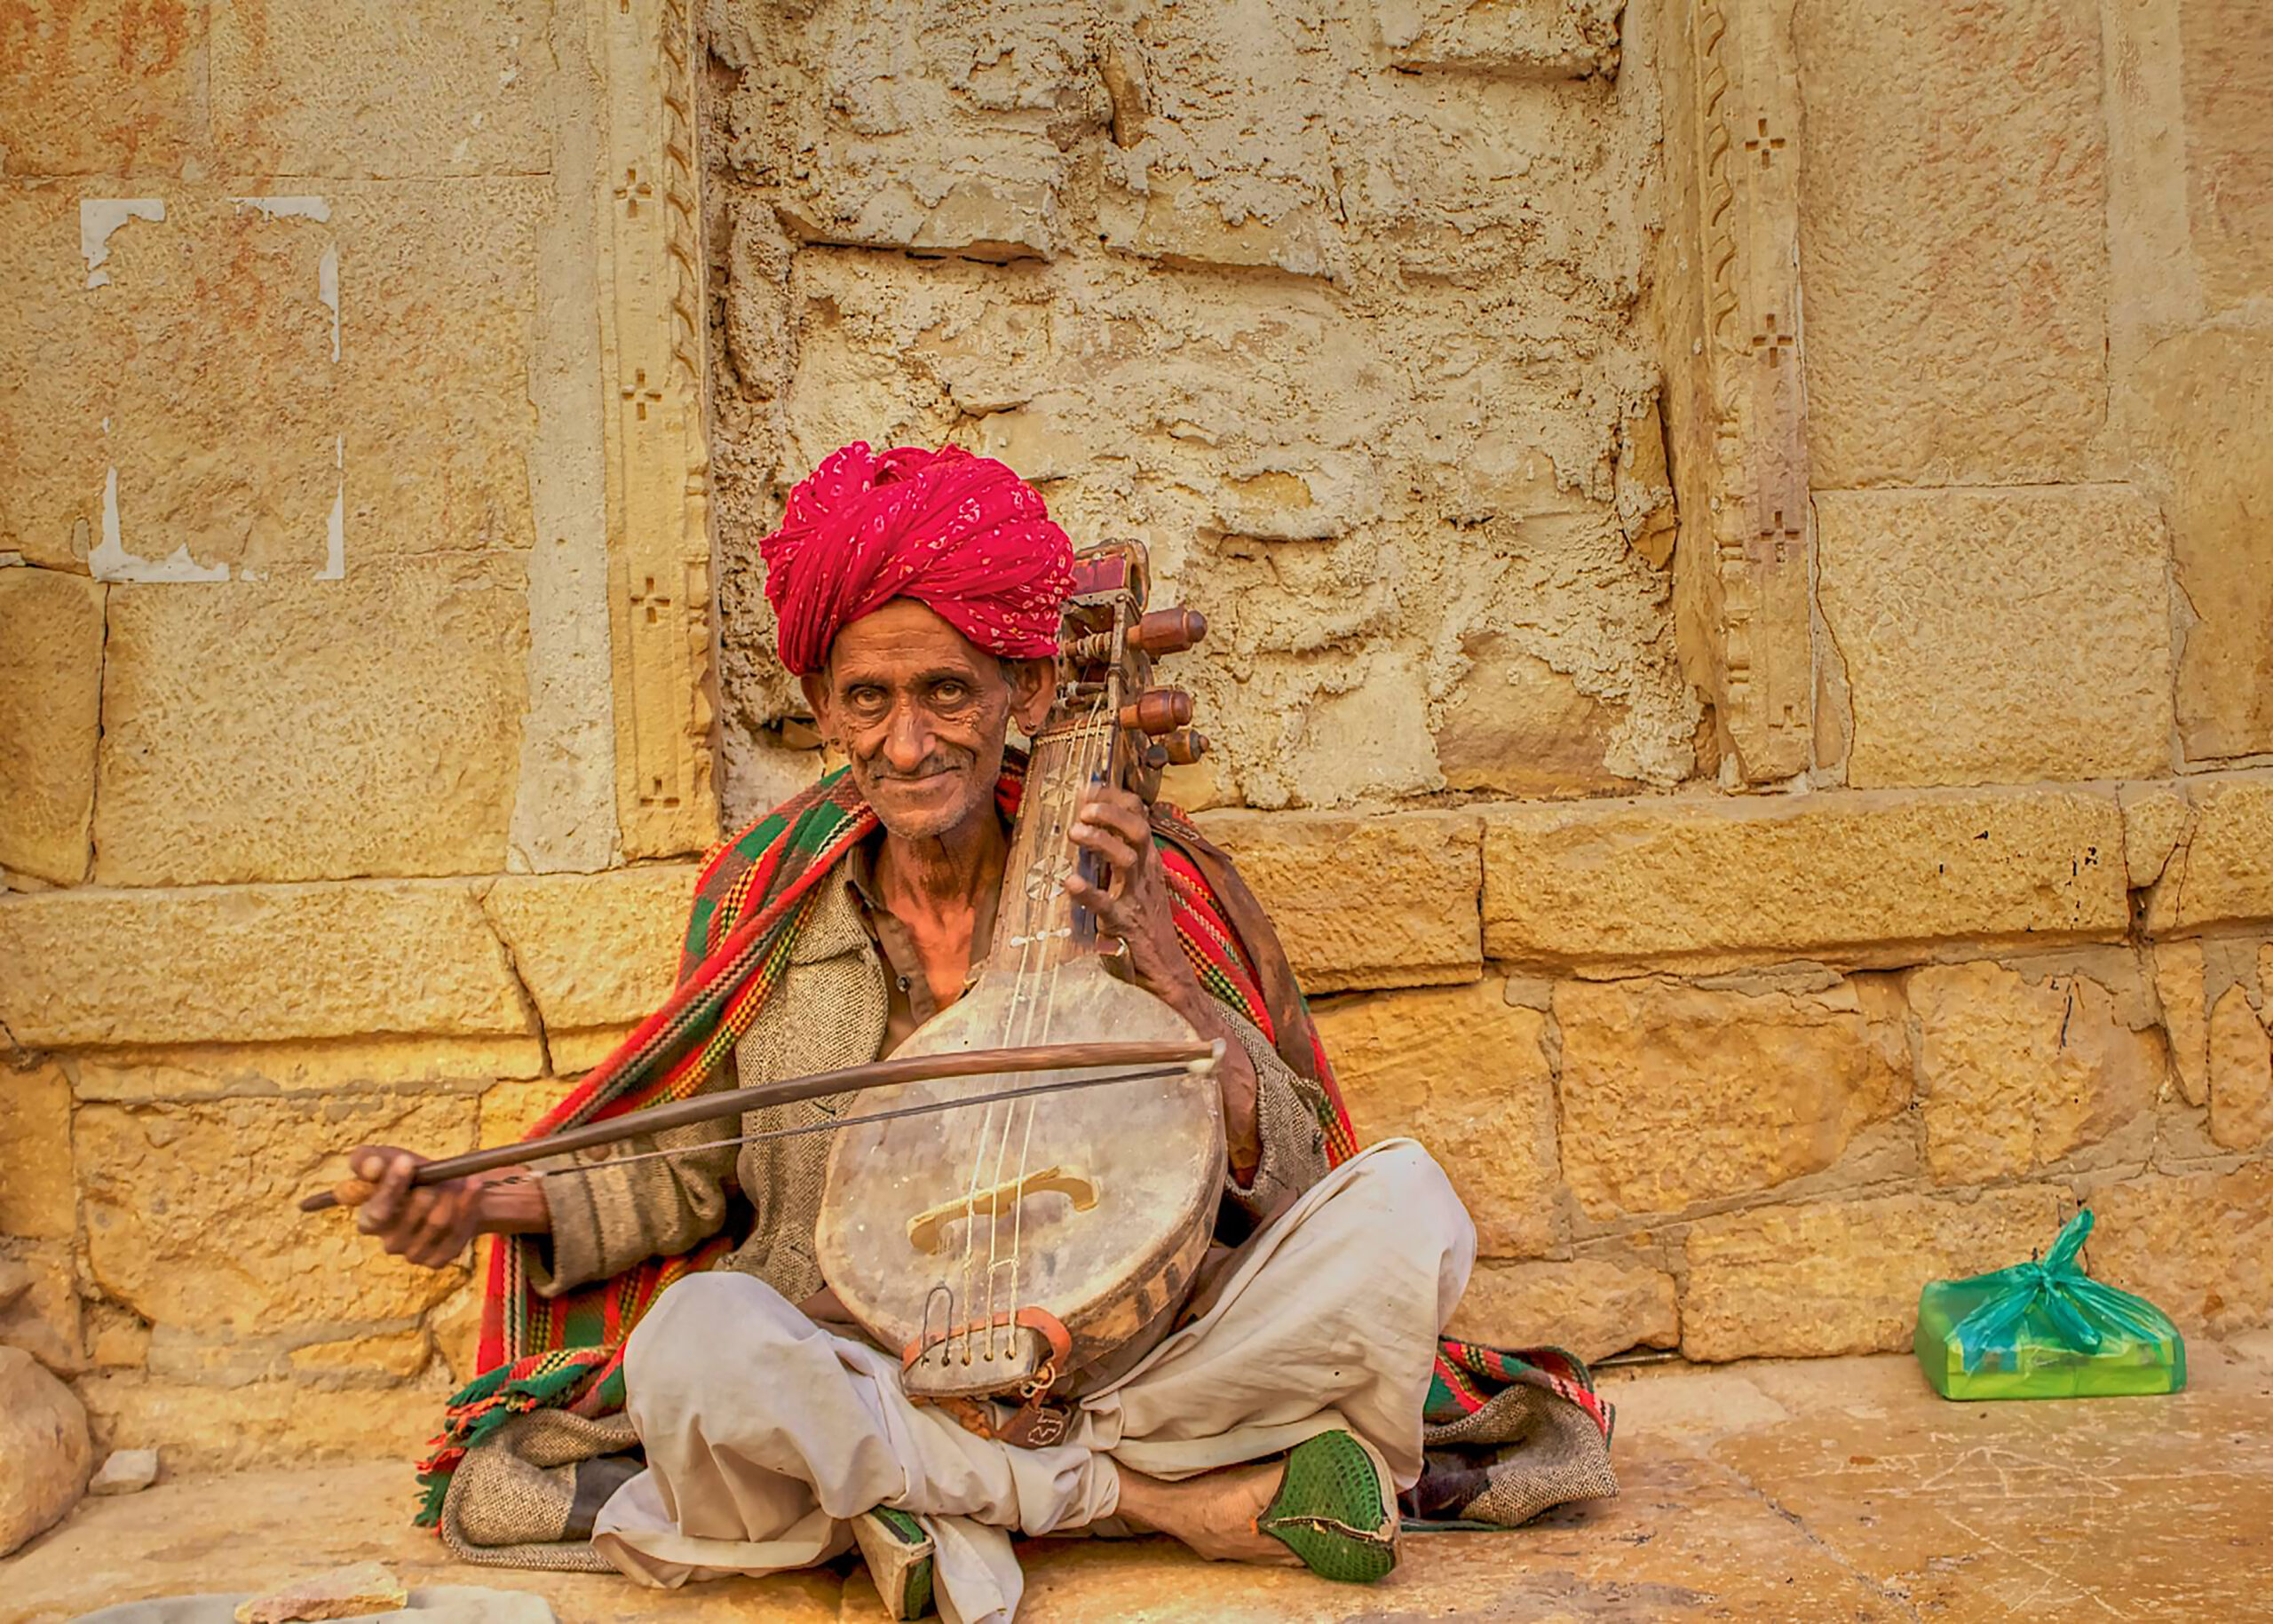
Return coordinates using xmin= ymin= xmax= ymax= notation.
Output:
xmin=1003 ymin=696 xmax=1107 ymax=1364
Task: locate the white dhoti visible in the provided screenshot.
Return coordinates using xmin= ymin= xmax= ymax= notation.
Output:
xmin=590 ymin=1139 xmax=1476 ymax=1623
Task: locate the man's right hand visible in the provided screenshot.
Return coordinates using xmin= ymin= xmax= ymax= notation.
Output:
xmin=344 ymin=1145 xmax=509 ymax=1269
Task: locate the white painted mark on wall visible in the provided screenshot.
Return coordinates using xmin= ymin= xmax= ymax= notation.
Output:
xmin=321 ymin=436 xmax=345 ymax=581
xmin=319 ymin=244 xmax=340 ymax=362
xmin=80 ymin=198 xmax=164 ymax=289
xmin=92 ymin=464 xmax=230 ymax=582
xmin=81 ymin=196 xmax=346 ymax=582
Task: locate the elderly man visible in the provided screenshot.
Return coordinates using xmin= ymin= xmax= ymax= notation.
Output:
xmin=346 ymin=446 xmax=1493 ymax=1621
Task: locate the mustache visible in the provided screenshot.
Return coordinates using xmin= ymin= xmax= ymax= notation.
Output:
xmin=862 ymin=749 xmax=975 ymax=782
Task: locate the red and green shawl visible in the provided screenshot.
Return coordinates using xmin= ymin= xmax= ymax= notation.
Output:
xmin=414 ymin=762 xmax=1610 ymax=1525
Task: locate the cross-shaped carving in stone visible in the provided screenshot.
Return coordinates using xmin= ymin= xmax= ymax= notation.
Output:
xmin=615 ymin=164 xmax=653 ymax=219
xmin=622 ymin=366 xmax=663 ymax=422
xmin=1744 ymin=116 xmax=1785 ymax=168
xmin=629 ymin=572 xmax=672 ymax=626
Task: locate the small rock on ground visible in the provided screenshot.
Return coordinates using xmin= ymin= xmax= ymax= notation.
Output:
xmin=234 ymin=1561 xmax=408 ymax=1624
xmin=91 ymin=1449 xmax=162 ymax=1497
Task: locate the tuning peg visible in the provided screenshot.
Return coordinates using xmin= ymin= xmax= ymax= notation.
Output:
xmin=1160 ymin=728 xmax=1209 ymax=765
xmin=1130 ymin=607 xmax=1207 ymax=656
xmin=1121 ymin=688 xmax=1195 ymax=735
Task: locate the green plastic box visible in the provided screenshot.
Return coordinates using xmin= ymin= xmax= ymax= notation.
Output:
xmin=1913 ymin=1209 xmax=2185 ymax=1401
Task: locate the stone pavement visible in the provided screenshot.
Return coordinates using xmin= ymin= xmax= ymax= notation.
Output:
xmin=11 ymin=1343 xmax=2271 ymax=1623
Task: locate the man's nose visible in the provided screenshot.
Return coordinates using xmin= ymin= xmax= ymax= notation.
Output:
xmin=881 ymin=701 xmax=932 ymax=772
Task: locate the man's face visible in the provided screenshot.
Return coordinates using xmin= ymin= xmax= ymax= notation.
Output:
xmin=802 ymin=598 xmax=1054 ymax=842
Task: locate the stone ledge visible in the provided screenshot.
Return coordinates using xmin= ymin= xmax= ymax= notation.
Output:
xmin=0 ymin=881 xmax=533 ymax=1048
xmin=1482 ymin=784 xmax=2131 ymax=973
xmin=1195 ymin=809 xmax=1483 ymax=993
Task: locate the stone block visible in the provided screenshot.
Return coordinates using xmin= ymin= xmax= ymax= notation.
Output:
xmin=0 ymin=0 xmax=205 ymax=178
xmin=2207 ymin=985 xmax=2273 ymax=1151
xmin=75 ymin=1373 xmax=445 ymax=1471
xmin=1910 ymin=963 xmax=2162 ymax=1183
xmin=1682 ymin=1187 xmax=2071 ymax=1360
xmin=2 ymin=183 xmax=545 ymax=582
xmin=2128 ymin=328 xmax=2273 ymax=761
xmin=1433 ymin=638 xmax=1637 ymax=797
xmin=2143 ymin=774 xmax=2273 ymax=933
xmin=2087 ymin=1164 xmax=2273 ymax=1337
xmin=2155 ymin=941 xmax=2211 ymax=1106
xmin=285 ymin=1327 xmax=431 ymax=1383
xmin=71 ymin=1037 xmax=545 ymax=1103
xmin=2182 ymin=0 xmax=2273 ymax=309
xmin=483 ymin=865 xmax=697 ymax=1038
xmin=1196 ymin=810 xmax=1482 ymax=993
xmin=1446 ymin=1257 xmax=1677 ymax=1364
xmin=1100 ymin=167 xmax=1344 ymax=283
xmin=76 ymin=1091 xmax=475 ymax=1340
xmin=1817 ymin=487 xmax=2174 ymax=788
xmin=1374 ymin=0 xmax=1622 ymax=76
xmin=0 ymin=1349 xmax=91 ymax=1557
xmin=1795 ymin=0 xmax=2108 ymax=485
xmin=0 ymin=1063 xmax=75 ymax=1241
xmin=777 ymin=168 xmax=1064 ymax=264
xmin=1312 ymin=982 xmax=1559 ymax=1256
xmin=1337 ymin=79 xmax=1619 ymax=284
xmin=209 ymin=0 xmax=548 ymax=177
xmin=1554 ymin=978 xmax=1909 ymax=1220
xmin=94 ymin=558 xmax=528 ymax=884
xmin=0 ymin=568 xmax=103 ymax=884
xmin=0 ymin=883 xmax=531 ymax=1048
xmin=1481 ymin=786 xmax=2129 ymax=974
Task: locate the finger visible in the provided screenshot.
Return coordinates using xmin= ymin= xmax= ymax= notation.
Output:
xmin=1074 ymin=791 xmax=1150 ymax=842
xmin=413 ymin=1183 xmax=463 ymax=1249
xmin=374 ymin=1150 xmax=423 ymax=1225
xmin=1067 ymin=822 xmax=1144 ymax=874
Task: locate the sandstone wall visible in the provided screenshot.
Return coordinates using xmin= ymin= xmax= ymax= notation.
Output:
xmin=0 ymin=0 xmax=2268 ymax=1477
xmin=0 ymin=0 xmax=721 ymax=1464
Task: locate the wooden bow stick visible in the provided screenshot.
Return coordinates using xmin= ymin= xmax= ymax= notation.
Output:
xmin=297 ymin=1038 xmax=1224 ymax=1214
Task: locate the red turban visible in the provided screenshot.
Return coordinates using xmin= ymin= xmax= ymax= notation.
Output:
xmin=761 ymin=442 xmax=1075 ymax=676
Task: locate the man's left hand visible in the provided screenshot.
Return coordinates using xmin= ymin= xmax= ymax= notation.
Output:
xmin=1063 ymin=785 xmax=1192 ymax=1007
xmin=1065 ymin=785 xmax=1263 ymax=1177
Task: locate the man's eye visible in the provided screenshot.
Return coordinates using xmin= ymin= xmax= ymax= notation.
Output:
xmin=847 ymin=687 xmax=886 ymax=709
xmin=933 ymin=683 xmax=968 ymax=704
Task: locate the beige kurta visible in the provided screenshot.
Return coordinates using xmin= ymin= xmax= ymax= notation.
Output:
xmin=591 ymin=1139 xmax=1474 ymax=1624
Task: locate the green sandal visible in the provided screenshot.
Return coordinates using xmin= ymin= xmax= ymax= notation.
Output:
xmin=852 ymin=1506 xmax=937 ymax=1620
xmin=1256 ymin=1430 xmax=1401 ymax=1583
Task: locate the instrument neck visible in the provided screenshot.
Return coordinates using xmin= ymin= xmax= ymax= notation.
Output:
xmin=992 ymin=711 xmax=1124 ymax=973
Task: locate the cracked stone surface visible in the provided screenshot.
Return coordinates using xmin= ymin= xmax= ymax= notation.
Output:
xmin=11 ymin=1347 xmax=2270 ymax=1620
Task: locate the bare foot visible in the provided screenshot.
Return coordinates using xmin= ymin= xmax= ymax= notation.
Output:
xmin=1112 ymin=1461 xmax=1305 ymax=1567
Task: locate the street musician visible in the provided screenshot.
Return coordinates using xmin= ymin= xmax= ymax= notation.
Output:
xmin=336 ymin=444 xmax=1606 ymax=1621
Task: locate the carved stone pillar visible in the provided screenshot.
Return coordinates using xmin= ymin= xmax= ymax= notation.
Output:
xmin=1655 ymin=0 xmax=1815 ymax=784
xmin=596 ymin=0 xmax=720 ymax=858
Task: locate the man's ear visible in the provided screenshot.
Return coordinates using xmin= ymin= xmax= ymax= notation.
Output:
xmin=1008 ymin=658 xmax=1055 ymax=733
xmin=798 ymin=672 xmax=834 ymax=746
